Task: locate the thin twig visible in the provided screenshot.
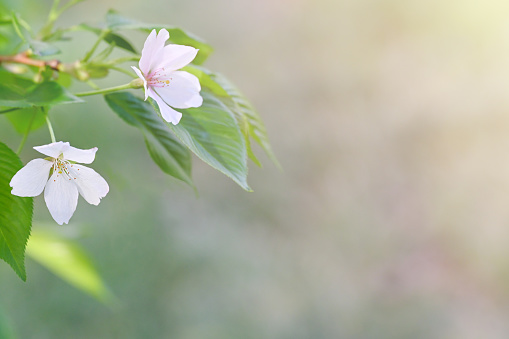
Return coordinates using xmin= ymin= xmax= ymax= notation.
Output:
xmin=0 ymin=52 xmax=60 ymax=70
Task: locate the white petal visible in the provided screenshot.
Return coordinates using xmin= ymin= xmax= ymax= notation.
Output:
xmin=63 ymin=146 xmax=98 ymax=164
xmin=153 ymin=71 xmax=203 ymax=109
xmin=10 ymin=159 xmax=53 ymax=197
xmin=148 ymin=88 xmax=182 ymax=125
xmin=151 ymin=44 xmax=198 ymax=73
xmin=44 ymin=171 xmax=79 ymax=225
xmin=34 ymin=141 xmax=69 ymax=158
xmin=131 ymin=66 xmax=148 ymax=100
xmin=139 ymin=29 xmax=169 ymax=75
xmin=68 ymin=164 xmax=109 ymax=206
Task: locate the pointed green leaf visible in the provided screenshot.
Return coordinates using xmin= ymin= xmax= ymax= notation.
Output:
xmin=26 ymin=229 xmax=113 ymax=303
xmin=186 ymin=66 xmax=280 ymax=168
xmin=0 ymin=142 xmax=33 ymax=281
xmin=25 ymin=81 xmax=82 ymax=106
xmin=0 ymin=71 xmax=82 ymax=107
xmin=153 ymin=91 xmax=250 ymax=190
xmin=76 ymin=24 xmax=137 ymax=54
xmin=6 ymin=106 xmax=46 ymax=134
xmin=183 ymin=66 xmax=260 ymax=166
xmin=104 ymin=92 xmax=193 ymax=186
xmin=0 ymin=84 xmax=27 ymax=107
xmin=105 ymin=10 xmax=212 ymax=64
xmin=103 ymin=32 xmax=136 ymax=53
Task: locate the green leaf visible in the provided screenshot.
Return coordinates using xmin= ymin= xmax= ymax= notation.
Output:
xmin=103 ymin=32 xmax=136 ymax=54
xmin=187 ymin=66 xmax=280 ymax=169
xmin=76 ymin=24 xmax=136 ymax=54
xmin=0 ymin=75 xmax=82 ymax=108
xmin=104 ymin=92 xmax=193 ymax=186
xmin=0 ymin=84 xmax=26 ymax=107
xmin=6 ymin=106 xmax=46 ymax=134
xmin=26 ymin=229 xmax=113 ymax=303
xmin=0 ymin=142 xmax=33 ymax=281
xmin=0 ymin=68 xmax=34 ymax=89
xmin=105 ymin=10 xmax=213 ymax=64
xmin=26 ymin=82 xmax=82 ymax=106
xmin=153 ymin=91 xmax=250 ymax=190
xmin=0 ymin=70 xmax=34 ymax=107
xmin=183 ymin=66 xmax=259 ymax=166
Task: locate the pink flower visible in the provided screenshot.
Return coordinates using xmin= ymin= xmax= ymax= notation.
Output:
xmin=132 ymin=29 xmax=203 ymax=125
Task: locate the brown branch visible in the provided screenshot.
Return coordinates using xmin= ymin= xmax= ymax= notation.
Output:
xmin=0 ymin=52 xmax=60 ymax=70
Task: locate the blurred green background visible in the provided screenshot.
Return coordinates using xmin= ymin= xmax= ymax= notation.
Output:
xmin=3 ymin=0 xmax=509 ymax=338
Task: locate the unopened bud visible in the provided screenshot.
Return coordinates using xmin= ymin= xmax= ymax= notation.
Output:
xmin=130 ymin=78 xmax=144 ymax=89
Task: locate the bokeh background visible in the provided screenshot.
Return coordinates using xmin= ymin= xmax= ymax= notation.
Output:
xmin=3 ymin=0 xmax=509 ymax=338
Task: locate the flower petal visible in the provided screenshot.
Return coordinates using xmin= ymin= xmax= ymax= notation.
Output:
xmin=151 ymin=44 xmax=198 ymax=73
xmin=153 ymin=71 xmax=203 ymax=109
xmin=10 ymin=159 xmax=53 ymax=197
xmin=68 ymin=164 xmax=109 ymax=206
xmin=44 ymin=171 xmax=79 ymax=225
xmin=148 ymin=88 xmax=183 ymax=125
xmin=131 ymin=66 xmax=148 ymax=100
xmin=139 ymin=29 xmax=169 ymax=75
xmin=34 ymin=141 xmax=69 ymax=158
xmin=63 ymin=146 xmax=98 ymax=164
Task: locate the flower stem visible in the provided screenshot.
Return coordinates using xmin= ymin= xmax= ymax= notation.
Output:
xmin=38 ymin=0 xmax=61 ymax=38
xmin=45 ymin=114 xmax=56 ymax=143
xmin=75 ymin=78 xmax=144 ymax=97
xmin=16 ymin=108 xmax=38 ymax=155
xmin=82 ymin=29 xmax=110 ymax=63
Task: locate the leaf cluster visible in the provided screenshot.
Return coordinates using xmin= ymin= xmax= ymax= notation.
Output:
xmin=0 ymin=0 xmax=279 ymax=295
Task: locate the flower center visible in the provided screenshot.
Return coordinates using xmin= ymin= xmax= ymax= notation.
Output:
xmin=146 ymin=68 xmax=172 ymax=88
xmin=52 ymin=156 xmax=78 ymax=182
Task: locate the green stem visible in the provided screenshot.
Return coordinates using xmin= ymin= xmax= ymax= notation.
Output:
xmin=86 ymin=80 xmax=100 ymax=90
xmin=16 ymin=108 xmax=38 ymax=155
xmin=56 ymin=0 xmax=83 ymax=16
xmin=39 ymin=0 xmax=61 ymax=38
xmin=45 ymin=114 xmax=56 ymax=143
xmin=82 ymin=29 xmax=110 ymax=63
xmin=75 ymin=79 xmax=143 ymax=97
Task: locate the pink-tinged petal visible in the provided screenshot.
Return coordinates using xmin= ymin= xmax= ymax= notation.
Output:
xmin=68 ymin=164 xmax=109 ymax=206
xmin=148 ymin=88 xmax=182 ymax=125
xmin=44 ymin=171 xmax=79 ymax=225
xmin=139 ymin=29 xmax=170 ymax=74
xmin=62 ymin=145 xmax=97 ymax=164
xmin=153 ymin=71 xmax=202 ymax=109
xmin=131 ymin=66 xmax=148 ymax=100
xmin=10 ymin=159 xmax=53 ymax=197
xmin=34 ymin=141 xmax=69 ymax=158
xmin=152 ymin=44 xmax=198 ymax=73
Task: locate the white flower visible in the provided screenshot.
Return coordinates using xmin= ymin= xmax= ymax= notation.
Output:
xmin=9 ymin=141 xmax=109 ymax=225
xmin=131 ymin=29 xmax=203 ymax=125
